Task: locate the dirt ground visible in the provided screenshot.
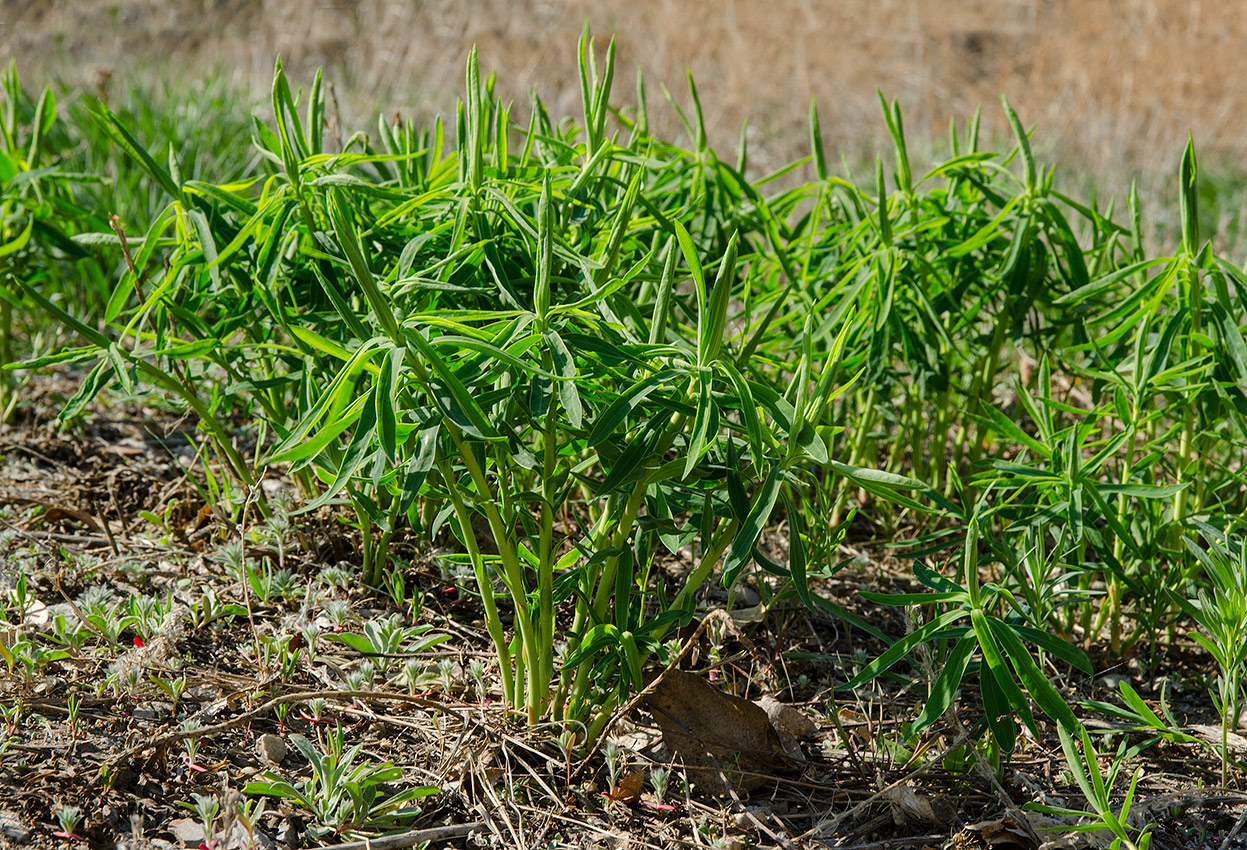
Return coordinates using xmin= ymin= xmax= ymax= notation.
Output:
xmin=4 ymin=0 xmax=1247 ymax=189
xmin=1 ymin=382 xmax=1246 ymax=848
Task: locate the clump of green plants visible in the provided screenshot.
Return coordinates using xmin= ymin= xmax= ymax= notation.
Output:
xmin=9 ymin=27 xmax=1247 ymax=817
xmin=244 ymin=724 xmax=437 ymax=839
xmin=1173 ymin=521 xmax=1247 ymax=785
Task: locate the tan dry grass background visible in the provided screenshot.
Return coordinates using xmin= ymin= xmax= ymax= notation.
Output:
xmin=4 ymin=0 xmax=1247 ymax=188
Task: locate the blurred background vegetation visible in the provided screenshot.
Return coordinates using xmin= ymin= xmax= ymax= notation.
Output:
xmin=7 ymin=0 xmax=1247 ymax=255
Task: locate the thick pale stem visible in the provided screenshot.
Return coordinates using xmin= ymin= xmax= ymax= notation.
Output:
xmin=440 ymin=458 xmax=515 ymax=706
xmin=448 ymin=429 xmax=541 ymax=721
xmin=537 ymin=350 xmax=559 ymax=714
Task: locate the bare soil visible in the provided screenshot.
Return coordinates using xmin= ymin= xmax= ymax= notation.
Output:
xmin=1 ymin=379 xmax=1246 ymax=849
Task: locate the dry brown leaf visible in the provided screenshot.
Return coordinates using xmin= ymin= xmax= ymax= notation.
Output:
xmin=966 ymin=812 xmax=1041 ymax=849
xmin=757 ymin=694 xmax=818 ymax=760
xmin=604 ymin=769 xmax=645 ymax=804
xmin=881 ymin=781 xmax=951 ymax=826
xmin=642 ymin=670 xmax=793 ymax=795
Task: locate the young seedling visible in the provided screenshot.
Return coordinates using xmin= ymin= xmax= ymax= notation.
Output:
xmin=181 ymin=793 xmax=220 ymax=849
xmin=469 ymin=659 xmax=488 ymax=702
xmin=151 ymin=673 xmax=187 ymax=716
xmin=183 ymin=719 xmax=207 ymax=773
xmin=243 ymin=724 xmax=438 ymax=839
xmin=66 ymin=694 xmax=82 ymax=742
xmin=646 ymin=765 xmax=676 ymax=811
xmin=437 ymin=659 xmax=455 ymax=691
xmin=399 ymin=659 xmax=424 ymax=695
xmin=274 ymin=702 xmax=291 ymax=735
xmin=301 ymin=697 xmax=329 ymax=724
xmin=51 ymin=805 xmax=84 ymax=842
xmin=302 ymin=623 xmax=322 ymax=657
xmin=603 ymin=742 xmax=622 ymax=790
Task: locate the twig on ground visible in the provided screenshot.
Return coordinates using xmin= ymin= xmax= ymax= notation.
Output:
xmin=1220 ymin=807 xmax=1247 ymax=850
xmin=306 ymin=821 xmax=485 ymax=850
xmin=817 ymin=833 xmax=947 ymax=850
xmin=108 ymin=689 xmax=483 ymax=767
xmin=802 ymin=729 xmax=971 ymax=840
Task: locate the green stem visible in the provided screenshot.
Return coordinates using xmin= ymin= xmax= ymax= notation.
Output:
xmin=440 ymin=457 xmax=515 ymax=707
xmin=553 ymin=506 xmax=614 ymax=721
xmin=449 ymin=429 xmax=542 ymax=722
xmin=564 ymin=483 xmax=650 ymax=722
xmin=667 ymin=520 xmax=738 ymax=623
xmin=1175 ymin=255 xmax=1202 ymax=526
xmin=844 ymin=386 xmax=876 ymax=507
xmin=537 ymin=350 xmax=559 ymax=716
xmin=0 ymin=295 xmax=11 ymax=424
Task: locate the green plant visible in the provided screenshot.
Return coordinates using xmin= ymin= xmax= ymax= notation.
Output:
xmin=186 ymin=588 xmax=245 ymax=630
xmin=244 ymin=725 xmax=438 ymax=839
xmin=231 ymin=796 xmax=267 ymax=850
xmin=383 ymin=561 xmax=409 ymax=616
xmin=1025 ymin=724 xmax=1152 ymax=850
xmin=4 ymin=574 xmax=31 ymax=621
xmin=603 ymin=741 xmax=622 ymax=789
xmin=841 ymin=510 xmax=1092 ymax=757
xmin=128 ymin=592 xmax=172 ymax=641
xmin=649 ymin=766 xmax=670 ymax=802
xmin=13 ymin=23 xmax=1247 ymax=768
xmin=0 ymin=701 xmax=21 ymax=764
xmin=469 ymin=659 xmax=487 ymax=699
xmin=66 ymin=693 xmax=82 ymax=741
xmin=274 ymin=702 xmax=291 ymax=734
xmin=180 ymin=793 xmax=220 ymax=849
xmin=48 ymin=612 xmax=91 ymax=651
xmin=51 ymin=805 xmax=84 ymax=842
xmin=151 ymin=673 xmax=187 ymax=713
xmin=1084 ymin=680 xmax=1204 ymax=754
xmin=331 ymin=614 xmax=449 ymax=676
xmin=182 ymin=719 xmax=206 ymax=773
xmin=0 ymin=635 xmax=67 ymax=686
xmin=1171 ymin=521 xmax=1247 ymax=785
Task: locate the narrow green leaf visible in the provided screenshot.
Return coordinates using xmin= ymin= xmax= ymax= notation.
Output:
xmin=1001 ymin=95 xmax=1035 ymax=193
xmin=0 ymin=216 xmax=32 ymax=259
xmin=376 ymin=347 xmax=402 ymax=462
xmin=671 ymin=217 xmax=706 ymax=305
xmin=987 ymin=615 xmax=1079 ymax=730
xmin=1179 ymin=135 xmax=1199 ymax=255
xmin=722 ymin=464 xmax=784 ymax=587
xmin=909 ymin=632 xmax=977 ymax=735
xmin=407 ymin=331 xmax=499 ymax=440
xmin=545 ymin=330 xmax=582 ymax=430
xmin=838 ymin=608 xmax=967 ymax=691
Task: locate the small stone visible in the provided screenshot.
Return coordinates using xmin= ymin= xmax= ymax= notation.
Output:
xmin=257 ymin=734 xmax=286 ymax=764
xmin=169 ymin=816 xmax=205 ymax=845
xmin=276 ymin=815 xmax=303 ymax=848
xmin=222 ymin=821 xmax=274 ymax=849
xmin=0 ymin=810 xmax=30 ymax=843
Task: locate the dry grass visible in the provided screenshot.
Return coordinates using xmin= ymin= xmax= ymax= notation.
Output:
xmin=6 ymin=0 xmax=1247 ymax=180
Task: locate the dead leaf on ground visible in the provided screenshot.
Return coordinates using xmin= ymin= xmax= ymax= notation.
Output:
xmin=642 ymin=670 xmax=794 ymax=795
xmin=965 ymin=812 xmax=1040 ymax=849
xmin=757 ymin=694 xmax=818 ymax=760
xmin=881 ymin=781 xmax=954 ymax=827
xmin=604 ymin=769 xmax=645 ymax=804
